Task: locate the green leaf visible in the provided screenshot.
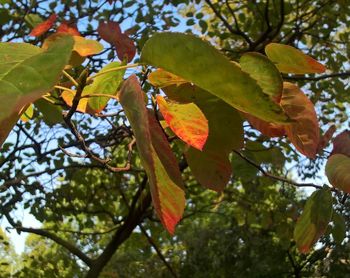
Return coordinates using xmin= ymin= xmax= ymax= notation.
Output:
xmin=240 ymin=52 xmax=283 ymax=101
xmin=332 ymin=212 xmax=346 ymax=244
xmin=118 ymin=75 xmax=185 ymax=234
xmin=265 ymin=43 xmax=326 ymax=74
xmin=325 ymin=154 xmax=350 ymax=193
xmin=156 ymin=95 xmax=208 ymax=150
xmin=24 ymin=13 xmax=43 ymax=28
xmin=185 ymin=148 xmax=231 ymax=191
xmin=34 ymin=99 xmax=63 ymax=126
xmin=0 ymin=35 xmax=74 ymax=145
xmin=294 ymin=188 xmax=333 ymax=253
xmin=141 ymin=33 xmax=289 ymax=124
xmin=83 ymin=61 xmax=126 ymax=112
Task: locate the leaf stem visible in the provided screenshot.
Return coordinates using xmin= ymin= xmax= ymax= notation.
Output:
xmin=86 ymin=63 xmax=140 ymax=82
xmin=62 ymin=70 xmax=79 ymax=87
xmin=54 ymin=85 xmax=75 ymax=94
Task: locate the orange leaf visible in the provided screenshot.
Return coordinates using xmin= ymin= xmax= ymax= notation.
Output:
xmin=281 ymin=82 xmax=320 ymax=158
xmin=317 ymin=125 xmax=336 ymax=153
xmin=57 ymin=22 xmax=81 ymax=36
xmin=119 ymin=75 xmax=185 ymax=234
xmin=244 ymin=113 xmax=285 ymax=137
xmin=72 ymin=36 xmax=103 ymax=57
xmin=156 ymin=95 xmax=208 ymax=150
xmin=29 ymin=14 xmax=57 ymax=37
xmin=61 ymin=90 xmax=90 ymax=113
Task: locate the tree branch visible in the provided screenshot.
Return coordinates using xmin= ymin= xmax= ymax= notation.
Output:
xmin=284 ymin=71 xmax=350 ymax=81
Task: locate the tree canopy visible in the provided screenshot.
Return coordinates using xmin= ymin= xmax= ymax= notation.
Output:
xmin=1 ymin=0 xmax=350 ymax=277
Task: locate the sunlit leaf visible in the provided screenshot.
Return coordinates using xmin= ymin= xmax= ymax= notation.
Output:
xmin=326 ymin=154 xmax=350 ymax=193
xmin=20 ymin=104 xmax=34 ymax=122
xmin=185 ymin=148 xmax=231 ymax=191
xmin=294 ymin=188 xmax=333 ymax=253
xmin=29 ymin=13 xmax=57 ymax=37
xmin=118 ymin=75 xmax=185 ymax=234
xmin=56 ymin=22 xmax=81 ymax=36
xmin=265 ymin=43 xmax=326 ymax=74
xmin=83 ymin=61 xmax=126 ymax=112
xmin=0 ymin=35 xmax=74 ymax=145
xmin=141 ymin=33 xmax=289 ymax=124
xmin=156 ymin=95 xmax=208 ymax=150
xmin=61 ymin=90 xmax=90 ymax=114
xmin=240 ymin=52 xmax=282 ymax=101
xmin=43 ymin=34 xmax=103 ymax=57
xmin=163 ymin=84 xmax=244 ymax=154
xmin=281 ymin=82 xmax=319 ymax=158
xmin=148 ymin=68 xmax=187 ymax=88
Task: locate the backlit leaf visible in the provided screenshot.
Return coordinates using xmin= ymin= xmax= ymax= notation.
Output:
xmin=265 ymin=43 xmax=326 ymax=74
xmin=163 ymin=83 xmax=244 ymax=153
xmin=148 ymin=68 xmax=187 ymax=88
xmin=118 ymin=75 xmax=185 ymax=234
xmin=326 ymin=154 xmax=350 ymax=193
xmin=244 ymin=113 xmax=285 ymax=137
xmin=83 ymin=61 xmax=126 ymax=112
xmin=281 ymin=82 xmax=319 ymax=158
xmin=156 ymin=95 xmax=208 ymax=150
xmin=294 ymin=188 xmax=333 ymax=253
xmin=331 ymin=130 xmax=350 ymax=156
xmin=98 ymin=21 xmax=136 ymax=62
xmin=0 ymin=35 xmax=74 ymax=145
xmin=240 ymin=52 xmax=283 ymax=101
xmin=185 ymin=148 xmax=231 ymax=191
xmin=56 ymin=22 xmax=81 ymax=36
xmin=61 ymin=90 xmax=90 ymax=113
xmin=141 ymin=33 xmax=289 ymax=124
xmin=29 ymin=14 xmax=57 ymax=37
xmin=20 ymin=104 xmax=34 ymax=122
xmin=317 ymin=125 xmax=336 ymax=153
xmin=98 ymin=21 xmax=122 ymax=44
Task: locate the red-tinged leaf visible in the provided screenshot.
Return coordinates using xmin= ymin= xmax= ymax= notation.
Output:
xmin=118 ymin=75 xmax=185 ymax=234
xmin=163 ymin=83 xmax=244 ymax=154
xmin=331 ymin=130 xmax=350 ymax=156
xmin=281 ymin=82 xmax=320 ymax=158
xmin=244 ymin=113 xmax=286 ymax=137
xmin=115 ymin=32 xmax=136 ymax=62
xmin=186 ymin=148 xmax=231 ymax=191
xmin=148 ymin=68 xmax=188 ymax=88
xmin=156 ymin=95 xmax=208 ymax=151
xmin=265 ymin=43 xmax=326 ymax=74
xmin=326 ymin=154 xmax=350 ymax=193
xmin=294 ymin=188 xmax=333 ymax=253
xmin=29 ymin=14 xmax=57 ymax=37
xmin=97 ymin=21 xmax=122 ymax=45
xmin=57 ymin=22 xmax=81 ymax=36
xmin=317 ymin=125 xmax=336 ymax=153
